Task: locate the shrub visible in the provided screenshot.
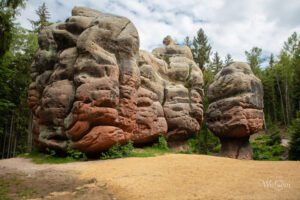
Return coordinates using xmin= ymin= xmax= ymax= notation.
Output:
xmin=267 ymin=124 xmax=282 ymax=145
xmin=44 ymin=147 xmax=56 ymax=158
xmin=251 ymin=135 xmax=285 ymax=161
xmin=152 ymin=136 xmax=169 ymax=150
xmin=66 ymin=147 xmax=87 ymax=161
xmin=100 ymin=140 xmax=134 ymax=160
xmin=289 ymin=113 xmax=300 ymax=160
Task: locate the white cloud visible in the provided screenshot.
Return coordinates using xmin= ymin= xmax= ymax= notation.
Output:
xmin=16 ymin=0 xmax=300 ymax=66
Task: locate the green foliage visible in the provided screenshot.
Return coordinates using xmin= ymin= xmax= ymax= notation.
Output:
xmin=130 ymin=147 xmax=171 ymax=157
xmin=165 ymin=55 xmax=170 ymax=65
xmin=0 ymin=0 xmax=25 ymax=58
xmin=210 ymin=52 xmax=223 ymax=74
xmin=224 ymin=54 xmax=234 ymax=67
xmin=29 ymin=2 xmax=51 ymax=33
xmin=44 ymin=147 xmax=56 ymax=158
xmin=186 ymin=127 xmax=220 ymax=154
xmin=100 ymin=140 xmax=134 ymax=160
xmin=67 ymin=147 xmax=87 ymax=161
xmin=152 ymin=136 xmax=169 ymax=150
xmin=267 ymin=125 xmax=282 ymax=145
xmin=0 ymin=24 xmax=38 ymax=158
xmin=288 ymin=112 xmax=300 ymax=160
xmin=20 ymin=148 xmax=78 ymax=164
xmin=100 ymin=137 xmax=171 ymax=159
xmin=245 ymin=46 xmax=264 ymax=77
xmin=251 ymin=135 xmax=285 ymax=161
xmin=189 ymin=28 xmax=212 ymax=70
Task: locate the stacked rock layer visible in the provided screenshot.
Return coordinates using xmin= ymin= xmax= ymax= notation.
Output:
xmin=28 ymin=7 xmax=204 ymax=154
xmin=205 ymin=62 xmax=264 ymax=159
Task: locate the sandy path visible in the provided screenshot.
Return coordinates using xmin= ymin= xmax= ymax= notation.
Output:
xmin=1 ymin=155 xmax=300 ymax=200
xmin=76 ymin=154 xmax=300 ymax=200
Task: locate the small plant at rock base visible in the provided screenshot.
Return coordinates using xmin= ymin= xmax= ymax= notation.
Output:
xmin=100 ymin=140 xmax=134 ymax=160
xmin=165 ymin=55 xmax=170 ymax=65
xmin=45 ymin=147 xmax=56 ymax=158
xmin=152 ymin=136 xmax=169 ymax=150
xmin=67 ymin=147 xmax=87 ymax=161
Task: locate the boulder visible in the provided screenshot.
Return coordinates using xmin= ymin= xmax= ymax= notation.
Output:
xmin=205 ymin=62 xmax=264 ymax=159
xmin=28 ymin=7 xmax=204 ymax=155
xmin=138 ymin=36 xmax=204 ymax=151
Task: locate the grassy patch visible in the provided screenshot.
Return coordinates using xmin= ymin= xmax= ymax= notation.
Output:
xmin=100 ymin=136 xmax=172 ymax=159
xmin=20 ymin=151 xmax=79 ymax=164
xmin=0 ymin=173 xmax=37 ymax=200
xmin=251 ymin=135 xmax=285 ymax=161
xmin=19 ymin=147 xmax=88 ymax=164
xmin=130 ymin=147 xmax=172 ymax=157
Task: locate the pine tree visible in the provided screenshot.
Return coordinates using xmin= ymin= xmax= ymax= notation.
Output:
xmin=224 ymin=54 xmax=234 ymax=66
xmin=184 ymin=36 xmax=191 ymax=49
xmin=245 ymin=47 xmax=264 ymax=77
xmin=29 ymin=2 xmax=50 ymax=33
xmin=190 ymin=28 xmax=212 ymax=70
xmin=210 ymin=52 xmax=223 ymax=74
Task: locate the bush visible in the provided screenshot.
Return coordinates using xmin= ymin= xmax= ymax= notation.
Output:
xmin=289 ymin=113 xmax=300 ymax=160
xmin=267 ymin=124 xmax=282 ymax=145
xmin=44 ymin=147 xmax=56 ymax=158
xmin=187 ymin=126 xmax=220 ymax=154
xmin=100 ymin=140 xmax=134 ymax=160
xmin=152 ymin=136 xmax=169 ymax=150
xmin=66 ymin=147 xmax=87 ymax=161
xmin=251 ymin=135 xmax=285 ymax=161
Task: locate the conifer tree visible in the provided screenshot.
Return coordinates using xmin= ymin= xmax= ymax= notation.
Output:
xmin=210 ymin=52 xmax=223 ymax=74
xmin=224 ymin=54 xmax=234 ymax=66
xmin=191 ymin=28 xmax=211 ymax=70
xmin=29 ymin=2 xmax=50 ymax=33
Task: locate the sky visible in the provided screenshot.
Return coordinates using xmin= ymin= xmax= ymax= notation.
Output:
xmin=16 ymin=0 xmax=300 ymax=66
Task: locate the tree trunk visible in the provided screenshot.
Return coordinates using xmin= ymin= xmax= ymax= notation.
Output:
xmin=197 ymin=131 xmax=201 ymax=153
xmin=204 ymin=130 xmax=208 ymax=154
xmin=27 ymin=112 xmax=33 ymax=152
xmin=7 ymin=114 xmax=14 ymax=158
xmin=13 ymin=121 xmax=17 ymax=157
xmin=275 ymin=69 xmax=287 ymax=125
xmin=285 ymin=77 xmax=290 ymax=125
xmin=263 ymin=114 xmax=268 ymax=133
xmin=272 ymin=87 xmax=277 ymax=122
xmin=2 ymin=127 xmax=7 ymax=159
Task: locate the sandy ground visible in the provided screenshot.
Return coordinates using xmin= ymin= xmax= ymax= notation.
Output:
xmin=1 ymin=155 xmax=300 ymax=200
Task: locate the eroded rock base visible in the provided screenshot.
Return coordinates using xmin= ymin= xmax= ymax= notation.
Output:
xmin=219 ymin=136 xmax=252 ymax=160
xmin=167 ymin=140 xmax=188 ymax=152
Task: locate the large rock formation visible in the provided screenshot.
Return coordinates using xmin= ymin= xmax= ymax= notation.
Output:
xmin=138 ymin=37 xmax=204 ymax=151
xmin=27 ymin=7 xmax=204 ymax=155
xmin=205 ymin=62 xmax=264 ymax=159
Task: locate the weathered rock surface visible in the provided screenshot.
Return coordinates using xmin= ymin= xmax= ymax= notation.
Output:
xmin=205 ymin=62 xmax=264 ymax=159
xmin=139 ymin=37 xmax=204 ymax=151
xmin=27 ymin=7 xmax=203 ymax=155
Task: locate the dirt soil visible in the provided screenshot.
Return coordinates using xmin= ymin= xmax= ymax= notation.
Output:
xmin=1 ymin=154 xmax=300 ymax=200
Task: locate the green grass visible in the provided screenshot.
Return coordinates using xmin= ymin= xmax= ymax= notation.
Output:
xmin=129 ymin=147 xmax=172 ymax=157
xmin=19 ymin=151 xmax=80 ymax=164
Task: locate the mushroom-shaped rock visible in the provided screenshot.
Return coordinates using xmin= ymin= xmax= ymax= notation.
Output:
xmin=28 ymin=7 xmax=140 ymax=155
xmin=27 ymin=7 xmax=203 ymax=155
xmin=205 ymin=62 xmax=264 ymax=159
xmin=138 ymin=36 xmax=204 ymax=151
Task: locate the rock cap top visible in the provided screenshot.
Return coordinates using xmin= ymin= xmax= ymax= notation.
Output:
xmin=163 ymin=35 xmax=176 ymax=46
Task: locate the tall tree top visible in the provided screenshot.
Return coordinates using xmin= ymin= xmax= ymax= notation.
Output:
xmin=29 ymin=2 xmax=50 ymax=33
xmin=191 ymin=28 xmax=212 ymax=70
xmin=245 ymin=47 xmax=264 ymax=76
